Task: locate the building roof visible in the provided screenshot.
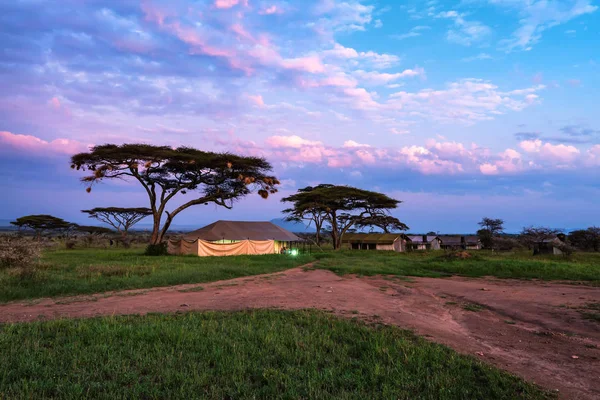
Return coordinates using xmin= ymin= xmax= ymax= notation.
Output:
xmin=183 ymin=220 xmax=302 ymax=242
xmin=439 ymin=236 xmax=462 ymax=245
xmin=407 ymin=235 xmax=439 ymax=244
xmin=342 ymin=233 xmax=409 ymax=244
xmin=464 ymin=236 xmax=480 ymax=245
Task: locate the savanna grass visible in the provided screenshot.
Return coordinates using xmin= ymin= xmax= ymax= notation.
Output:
xmin=0 ymin=310 xmax=551 ymax=399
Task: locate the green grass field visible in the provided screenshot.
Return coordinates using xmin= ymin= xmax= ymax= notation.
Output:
xmin=1 ymin=248 xmax=599 ymax=303
xmin=0 ymin=249 xmax=314 ymax=303
xmin=314 ymin=250 xmax=600 ymax=282
xmin=0 ymin=309 xmax=550 ymax=399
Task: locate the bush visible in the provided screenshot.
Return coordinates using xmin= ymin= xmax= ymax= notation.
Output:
xmin=144 ymin=242 xmax=169 ymax=256
xmin=65 ymin=240 xmax=76 ymax=250
xmin=0 ymin=236 xmax=41 ymax=269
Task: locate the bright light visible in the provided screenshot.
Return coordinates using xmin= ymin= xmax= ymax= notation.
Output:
xmin=291 ymin=249 xmax=299 ymax=256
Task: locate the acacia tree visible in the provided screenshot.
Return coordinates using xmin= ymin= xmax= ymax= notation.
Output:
xmin=282 ymin=185 xmax=405 ymax=249
xmin=10 ymin=215 xmax=74 ymax=240
xmin=568 ymin=227 xmax=600 ymax=251
xmin=71 ymin=144 xmax=279 ymax=245
xmin=81 ymin=207 xmax=152 ymax=238
xmin=477 ymin=217 xmax=505 ymax=249
xmin=281 ymin=184 xmax=332 ymax=244
xmin=520 ymin=226 xmax=563 ymax=248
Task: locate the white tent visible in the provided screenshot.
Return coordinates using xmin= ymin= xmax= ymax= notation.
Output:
xmin=168 ymin=220 xmax=302 ymax=257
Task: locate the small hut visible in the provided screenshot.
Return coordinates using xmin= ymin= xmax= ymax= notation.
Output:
xmin=341 ymin=233 xmax=411 ymax=252
xmin=533 ymin=238 xmax=564 ymax=255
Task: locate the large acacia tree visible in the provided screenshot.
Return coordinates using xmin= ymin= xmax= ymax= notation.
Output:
xmin=71 ymin=144 xmax=280 ymax=244
xmin=10 ymin=215 xmax=74 ymax=240
xmin=282 ymin=185 xmax=406 ymax=249
xmin=81 ymin=207 xmax=152 ymax=238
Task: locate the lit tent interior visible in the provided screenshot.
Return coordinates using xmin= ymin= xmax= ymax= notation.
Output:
xmin=168 ymin=220 xmax=303 ymax=256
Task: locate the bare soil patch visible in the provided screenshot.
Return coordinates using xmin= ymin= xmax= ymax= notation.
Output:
xmin=1 ymin=267 xmax=598 ymax=399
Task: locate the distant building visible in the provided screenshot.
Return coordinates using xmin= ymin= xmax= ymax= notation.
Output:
xmin=342 ymin=233 xmax=411 ymax=252
xmin=440 ymin=235 xmax=482 ymax=250
xmin=533 ymin=238 xmax=564 ymax=255
xmin=407 ymin=235 xmax=442 ymax=251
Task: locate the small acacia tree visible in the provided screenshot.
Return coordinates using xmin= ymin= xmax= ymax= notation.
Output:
xmin=71 ymin=144 xmax=279 ymax=245
xmin=282 ymin=184 xmax=406 ymax=250
xmin=81 ymin=207 xmax=152 ymax=238
xmin=477 ymin=217 xmax=505 ymax=249
xmin=10 ymin=215 xmax=73 ymax=240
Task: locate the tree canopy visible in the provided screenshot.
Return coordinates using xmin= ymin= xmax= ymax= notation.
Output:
xmin=71 ymin=144 xmax=279 ymax=244
xmin=81 ymin=207 xmax=152 ymax=238
xmin=519 ymin=226 xmax=563 ymax=247
xmin=477 ymin=217 xmax=505 ymax=249
xmin=10 ymin=215 xmax=74 ymax=239
xmin=282 ymin=184 xmax=405 ymax=249
xmin=568 ymin=227 xmax=600 ymax=252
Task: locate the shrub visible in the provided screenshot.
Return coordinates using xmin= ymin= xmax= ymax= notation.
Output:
xmin=0 ymin=236 xmax=41 ymax=269
xmin=144 ymin=242 xmax=168 ymax=256
xmin=65 ymin=240 xmax=77 ymax=250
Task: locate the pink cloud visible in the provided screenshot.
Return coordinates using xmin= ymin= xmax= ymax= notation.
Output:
xmin=281 ymin=56 xmax=325 ymax=74
xmin=520 ymin=140 xmax=580 ymax=163
xmin=247 ymin=94 xmax=265 ymax=107
xmin=266 ymin=135 xmax=322 ymax=148
xmin=479 ymin=163 xmax=498 ymax=175
xmin=259 ymin=5 xmax=283 ymax=15
xmin=214 ymin=0 xmax=248 ymax=9
xmin=0 ymin=131 xmax=89 ymax=156
xmin=49 ymin=97 xmax=61 ymax=109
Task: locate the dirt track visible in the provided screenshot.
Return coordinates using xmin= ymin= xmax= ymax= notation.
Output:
xmin=1 ymin=267 xmax=599 ymax=399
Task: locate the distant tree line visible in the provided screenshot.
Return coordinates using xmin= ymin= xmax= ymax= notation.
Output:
xmin=476 ymin=217 xmax=599 ymax=253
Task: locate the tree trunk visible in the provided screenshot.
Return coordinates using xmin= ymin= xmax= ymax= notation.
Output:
xmin=150 ymin=213 xmax=162 ymax=245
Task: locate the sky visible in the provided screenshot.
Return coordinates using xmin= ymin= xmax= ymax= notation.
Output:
xmin=1 ymin=0 xmax=599 ymax=233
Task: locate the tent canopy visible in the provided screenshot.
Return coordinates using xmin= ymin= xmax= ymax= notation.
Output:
xmin=182 ymin=220 xmax=302 ymax=242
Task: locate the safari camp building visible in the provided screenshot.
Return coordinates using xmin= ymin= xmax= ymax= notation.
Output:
xmin=341 ymin=233 xmax=411 ymax=252
xmin=407 ymin=235 xmax=442 ymax=251
xmin=168 ymin=220 xmax=302 ymax=257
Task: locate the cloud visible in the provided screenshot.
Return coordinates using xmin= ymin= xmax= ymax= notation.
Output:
xmin=519 ymin=139 xmax=580 ymax=163
xmin=343 ymin=140 xmax=370 ymax=148
xmin=259 ymin=5 xmax=284 ymax=15
xmin=0 ymin=131 xmax=89 ymax=156
xmin=214 ymin=0 xmax=248 ymax=9
xmin=352 ymin=67 xmax=425 ymax=85
xmin=514 ymin=132 xmax=540 ymax=141
xmin=567 ymin=79 xmax=582 ymax=87
xmin=314 ymin=0 xmax=375 ymax=33
xmin=387 ymin=79 xmax=545 ymax=124
xmin=494 ymin=0 xmax=598 ymax=51
xmin=560 ymin=125 xmax=599 ymax=137
xmin=266 ymin=135 xmax=323 ymax=149
xmin=321 ymin=43 xmax=400 ymax=69
xmin=461 ymin=53 xmax=493 ymax=62
xmin=436 ymin=10 xmax=491 ymax=46
xmin=391 ymin=25 xmax=431 ymax=40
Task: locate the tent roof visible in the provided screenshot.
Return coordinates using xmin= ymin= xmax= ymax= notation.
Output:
xmin=342 ymin=233 xmax=409 ymax=244
xmin=183 ymin=220 xmax=302 ymax=242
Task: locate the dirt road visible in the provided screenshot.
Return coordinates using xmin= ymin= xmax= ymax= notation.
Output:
xmin=1 ymin=267 xmax=599 ymax=399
